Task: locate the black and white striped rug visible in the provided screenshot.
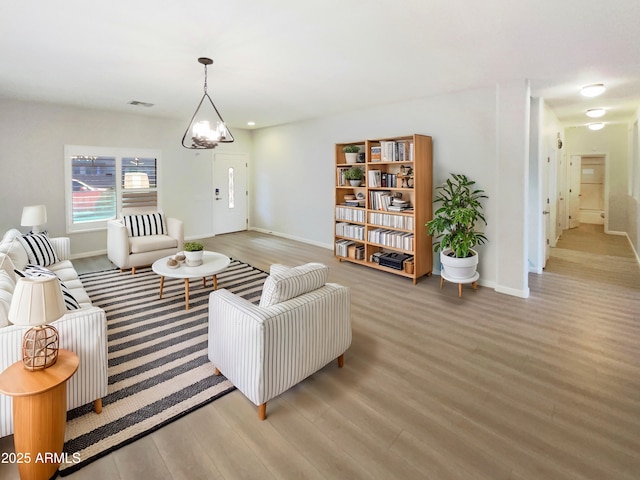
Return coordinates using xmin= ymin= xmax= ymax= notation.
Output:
xmin=59 ymin=260 xmax=269 ymax=476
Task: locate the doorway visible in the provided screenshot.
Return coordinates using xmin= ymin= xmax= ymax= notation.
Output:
xmin=579 ymin=156 xmax=605 ymax=225
xmin=213 ymin=152 xmax=248 ymax=235
xmin=567 ymin=154 xmax=607 ymax=230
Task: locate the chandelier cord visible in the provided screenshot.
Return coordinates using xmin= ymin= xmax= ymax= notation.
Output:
xmin=203 ymin=64 xmax=208 ymax=94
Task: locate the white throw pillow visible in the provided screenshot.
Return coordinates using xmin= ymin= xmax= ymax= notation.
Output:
xmin=0 ymin=253 xmax=17 ymax=283
xmin=17 ymin=233 xmax=59 ymax=267
xmin=259 ymin=262 xmax=328 ymax=307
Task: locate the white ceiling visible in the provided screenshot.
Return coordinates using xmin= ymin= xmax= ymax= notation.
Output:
xmin=1 ymin=0 xmax=639 ymax=130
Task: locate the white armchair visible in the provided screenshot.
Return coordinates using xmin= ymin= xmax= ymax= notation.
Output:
xmin=208 ymin=263 xmax=351 ymax=420
xmin=107 ymin=211 xmax=183 ymax=274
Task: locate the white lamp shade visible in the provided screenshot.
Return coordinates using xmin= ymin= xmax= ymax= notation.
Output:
xmin=8 ymin=277 xmax=66 ymax=327
xmin=20 ymin=205 xmax=47 ymax=227
xmin=124 ymin=172 xmax=150 ymax=189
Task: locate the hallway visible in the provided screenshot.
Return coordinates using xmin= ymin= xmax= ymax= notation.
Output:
xmin=543 ymin=223 xmax=640 ymax=289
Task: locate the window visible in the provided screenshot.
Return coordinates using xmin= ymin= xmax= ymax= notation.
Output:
xmin=64 ymin=146 xmax=161 ymax=233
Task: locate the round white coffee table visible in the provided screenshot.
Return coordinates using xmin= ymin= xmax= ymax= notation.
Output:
xmin=152 ymin=251 xmax=231 ymax=310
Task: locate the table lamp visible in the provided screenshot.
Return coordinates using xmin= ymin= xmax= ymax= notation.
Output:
xmin=21 ymin=205 xmax=47 ymax=234
xmin=8 ymin=276 xmax=66 ymax=371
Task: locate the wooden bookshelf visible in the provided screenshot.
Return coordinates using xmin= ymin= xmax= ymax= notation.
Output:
xmin=334 ymin=134 xmax=433 ymax=284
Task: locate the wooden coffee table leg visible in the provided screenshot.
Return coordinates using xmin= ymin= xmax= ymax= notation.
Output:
xmin=213 ymin=274 xmax=218 ymax=290
xmin=159 ymin=276 xmax=165 ymax=299
xmin=202 ymin=277 xmax=207 ymax=288
xmin=184 ymin=278 xmax=190 ymax=310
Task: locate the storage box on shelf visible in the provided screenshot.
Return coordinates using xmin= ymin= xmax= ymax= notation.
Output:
xmin=334 ymin=135 xmax=433 ymax=283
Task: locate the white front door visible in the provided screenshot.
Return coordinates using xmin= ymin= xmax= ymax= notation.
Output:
xmin=213 ymin=153 xmax=248 ymax=235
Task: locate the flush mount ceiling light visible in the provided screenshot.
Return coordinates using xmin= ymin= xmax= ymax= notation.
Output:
xmin=588 ymin=122 xmax=605 ymax=131
xmin=580 ymin=84 xmax=606 ymax=97
xmin=181 ymin=57 xmax=234 ymax=149
xmin=586 ymin=108 xmax=606 ymax=118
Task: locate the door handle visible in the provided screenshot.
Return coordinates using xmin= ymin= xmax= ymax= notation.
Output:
xmin=542 ymin=210 xmax=550 ymax=215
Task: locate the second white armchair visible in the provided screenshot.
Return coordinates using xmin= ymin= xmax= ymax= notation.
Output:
xmin=107 ymin=211 xmax=183 ymax=274
xmin=208 ymin=262 xmax=352 ymax=420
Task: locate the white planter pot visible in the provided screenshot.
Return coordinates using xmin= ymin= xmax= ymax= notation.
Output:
xmin=345 ymin=152 xmax=358 ymax=164
xmin=184 ymin=250 xmax=204 ymax=266
xmin=440 ymin=249 xmax=478 ymax=279
xmin=349 ymin=179 xmax=362 ymax=186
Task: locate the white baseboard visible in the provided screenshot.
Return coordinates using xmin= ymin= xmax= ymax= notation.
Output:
xmin=249 ymin=227 xmax=333 ymax=250
xmin=70 ymin=249 xmax=107 ymax=260
xmin=494 ymin=285 xmax=530 ymax=298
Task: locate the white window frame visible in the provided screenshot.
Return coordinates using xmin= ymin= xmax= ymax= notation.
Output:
xmin=64 ymin=145 xmax=162 ymax=233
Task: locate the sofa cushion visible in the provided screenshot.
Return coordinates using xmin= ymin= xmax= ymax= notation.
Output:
xmin=0 ymin=270 xmax=15 ymax=327
xmin=0 ymin=237 xmax=29 ymax=271
xmin=129 ymin=234 xmax=178 ymax=254
xmin=48 ymin=260 xmax=78 ymax=282
xmin=17 ymin=232 xmax=59 ymax=267
xmin=259 ymin=262 xmax=329 ymax=307
xmin=15 ymin=265 xmax=81 ymax=311
xmin=0 ymin=253 xmax=17 ymax=283
xmin=124 ymin=213 xmax=166 ymax=237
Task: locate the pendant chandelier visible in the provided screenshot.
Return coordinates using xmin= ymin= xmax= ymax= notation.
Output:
xmin=182 ymin=57 xmax=234 ymax=149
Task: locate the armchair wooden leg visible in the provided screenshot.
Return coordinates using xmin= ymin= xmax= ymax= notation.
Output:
xmin=337 ymin=354 xmax=344 ymax=368
xmin=214 ymin=367 xmax=221 ymax=376
xmin=93 ymin=398 xmax=103 ymax=414
xmin=258 ymin=403 xmax=267 ymax=421
xmin=132 ymin=266 xmax=136 ymax=275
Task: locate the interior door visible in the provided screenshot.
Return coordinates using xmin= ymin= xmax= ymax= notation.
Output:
xmin=568 ymin=155 xmax=581 ymax=229
xmin=213 ymin=153 xmax=248 ymax=235
xmin=543 ymin=154 xmax=551 ymax=266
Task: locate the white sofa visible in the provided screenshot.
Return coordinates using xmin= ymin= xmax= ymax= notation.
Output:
xmin=107 ymin=211 xmax=184 ymax=274
xmin=0 ymin=229 xmax=108 ymax=437
xmin=208 ymin=262 xmax=351 ymax=420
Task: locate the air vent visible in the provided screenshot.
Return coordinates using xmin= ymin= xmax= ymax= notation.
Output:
xmin=128 ymin=100 xmax=154 ymax=107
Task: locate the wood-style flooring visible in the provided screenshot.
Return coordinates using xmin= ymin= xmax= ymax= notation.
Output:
xmin=1 ymin=225 xmax=638 ymax=479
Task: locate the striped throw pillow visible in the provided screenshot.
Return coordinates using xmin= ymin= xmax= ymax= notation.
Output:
xmin=259 ymin=262 xmax=328 ymax=307
xmin=17 ymin=232 xmax=59 ymax=267
xmin=123 ymin=213 xmax=166 ymax=237
xmin=15 ymin=265 xmax=81 ymax=311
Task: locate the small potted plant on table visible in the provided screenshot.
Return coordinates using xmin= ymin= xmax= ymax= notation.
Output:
xmin=183 ymin=241 xmax=205 ymax=266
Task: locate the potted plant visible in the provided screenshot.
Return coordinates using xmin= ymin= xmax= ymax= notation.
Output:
xmin=183 ymin=241 xmax=205 ymax=266
xmin=343 ymin=145 xmax=360 ymax=164
xmin=344 ymin=166 xmax=365 ymax=186
xmin=425 ymin=173 xmax=487 ymax=279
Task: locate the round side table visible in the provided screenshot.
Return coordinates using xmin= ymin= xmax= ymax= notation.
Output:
xmin=0 ymin=349 xmax=79 ymax=480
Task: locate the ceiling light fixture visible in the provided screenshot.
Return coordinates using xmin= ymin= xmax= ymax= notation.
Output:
xmin=247 ymin=121 xmax=256 ymax=126
xmin=580 ymin=84 xmax=606 ymax=97
xmin=588 ymin=122 xmax=605 ymax=131
xmin=586 ymin=108 xmax=605 ymax=118
xmin=181 ymin=57 xmax=234 ymax=149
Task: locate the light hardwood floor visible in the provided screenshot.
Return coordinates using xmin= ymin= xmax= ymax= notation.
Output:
xmin=1 ymin=225 xmax=639 ymax=479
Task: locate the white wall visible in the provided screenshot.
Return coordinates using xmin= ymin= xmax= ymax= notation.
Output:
xmin=0 ymin=98 xmax=252 ymax=255
xmin=252 ymin=83 xmax=531 ymax=297
xmin=0 ymin=85 xmax=533 ymax=297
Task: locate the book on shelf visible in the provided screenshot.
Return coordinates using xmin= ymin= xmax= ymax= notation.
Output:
xmin=368 ymin=169 xmax=381 ymax=187
xmin=370 ymin=145 xmax=381 ymax=162
xmin=369 ymin=190 xmax=394 ymax=211
xmin=377 ymin=140 xmax=415 ymax=162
